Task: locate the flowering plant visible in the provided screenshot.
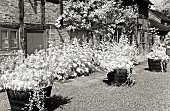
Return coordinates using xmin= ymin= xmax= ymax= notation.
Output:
xmin=1 ymin=65 xmax=53 ymax=91
xmin=0 ymin=38 xmax=96 ymax=110
xmin=147 ymin=43 xmax=169 ymax=60
xmin=46 ymin=38 xmax=97 ymax=80
xmin=94 ymin=37 xmax=137 ymax=77
xmin=56 ymin=0 xmax=138 ymax=40
xmin=147 ymin=43 xmax=169 ymax=72
xmin=0 ymin=50 xmax=54 ymax=91
xmin=0 ymin=50 xmax=54 ymax=110
xmin=0 ymin=50 xmax=24 ymax=74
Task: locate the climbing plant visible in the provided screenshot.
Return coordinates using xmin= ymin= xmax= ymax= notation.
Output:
xmin=55 ymin=0 xmax=138 ymax=41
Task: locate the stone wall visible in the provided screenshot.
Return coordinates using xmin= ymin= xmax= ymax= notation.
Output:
xmin=0 ymin=0 xmax=60 ymax=24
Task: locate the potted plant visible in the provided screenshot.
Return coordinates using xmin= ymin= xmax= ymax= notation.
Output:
xmin=0 ymin=38 xmax=98 ymax=110
xmin=95 ymin=39 xmax=137 ymax=86
xmin=147 ymin=43 xmax=169 ymax=72
xmin=0 ymin=50 xmax=54 ymax=111
xmin=103 ymin=55 xmax=134 ymax=86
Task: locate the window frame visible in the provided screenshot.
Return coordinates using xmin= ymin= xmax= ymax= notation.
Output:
xmin=0 ymin=28 xmax=19 ymax=51
xmin=1 ymin=30 xmax=9 ymax=49
xmin=10 ymin=30 xmax=19 ymax=49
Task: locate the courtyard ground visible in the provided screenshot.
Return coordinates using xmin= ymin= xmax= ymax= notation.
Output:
xmin=0 ymin=61 xmax=170 ymax=111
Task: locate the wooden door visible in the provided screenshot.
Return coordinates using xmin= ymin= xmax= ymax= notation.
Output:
xmin=26 ymin=31 xmax=47 ymax=54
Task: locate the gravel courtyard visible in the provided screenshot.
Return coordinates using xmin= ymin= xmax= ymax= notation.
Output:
xmin=1 ymin=61 xmax=170 ymax=111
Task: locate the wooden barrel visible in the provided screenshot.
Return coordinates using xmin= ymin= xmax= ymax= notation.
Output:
xmin=7 ymin=86 xmax=52 ymax=111
xmin=107 ymin=69 xmax=128 ymax=85
xmin=148 ymin=58 xmax=163 ymax=71
xmin=148 ymin=58 xmax=162 ymax=71
xmin=7 ymin=89 xmax=30 ymax=111
xmin=166 ymin=47 xmax=170 ymax=56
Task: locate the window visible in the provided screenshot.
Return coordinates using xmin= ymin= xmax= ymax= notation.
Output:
xmin=0 ymin=28 xmax=19 ymax=50
xmin=140 ymin=31 xmax=145 ymax=43
xmin=10 ymin=31 xmax=18 ymax=48
xmin=1 ymin=30 xmax=9 ymax=48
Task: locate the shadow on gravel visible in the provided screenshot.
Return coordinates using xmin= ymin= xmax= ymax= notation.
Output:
xmin=103 ymin=79 xmax=112 ymax=86
xmin=47 ymin=95 xmax=72 ymax=111
xmin=102 ymin=79 xmax=124 ymax=87
xmin=144 ymin=68 xmax=150 ymax=71
xmin=0 ymin=89 xmax=5 ymax=93
xmin=144 ymin=68 xmax=164 ymax=72
xmin=102 ymin=79 xmax=136 ymax=87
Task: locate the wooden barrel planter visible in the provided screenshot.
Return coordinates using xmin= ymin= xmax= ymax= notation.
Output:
xmin=107 ymin=69 xmax=128 ymax=86
xmin=166 ymin=47 xmax=170 ymax=56
xmin=7 ymin=86 xmax=52 ymax=111
xmin=148 ymin=58 xmax=167 ymax=72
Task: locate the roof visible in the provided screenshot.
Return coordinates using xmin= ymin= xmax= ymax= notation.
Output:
xmin=143 ymin=0 xmax=153 ymax=5
xmin=0 ymin=0 xmax=60 ymax=24
xmin=36 ymin=0 xmax=60 ymax=4
xmin=149 ymin=9 xmax=170 ymax=23
xmin=134 ymin=0 xmax=153 ymax=5
xmin=0 ymin=22 xmax=56 ymax=30
xmin=149 ymin=19 xmax=170 ymax=32
xmin=47 ymin=0 xmax=153 ymax=5
xmin=46 ymin=0 xmax=60 ymax=4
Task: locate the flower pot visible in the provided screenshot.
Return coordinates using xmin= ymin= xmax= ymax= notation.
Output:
xmin=148 ymin=58 xmax=167 ymax=72
xmin=7 ymin=86 xmax=52 ymax=111
xmin=107 ymin=69 xmax=128 ymax=85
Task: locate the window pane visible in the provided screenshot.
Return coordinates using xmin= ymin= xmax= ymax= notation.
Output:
xmin=2 ymin=40 xmax=9 ymax=48
xmin=10 ymin=40 xmax=17 ymax=48
xmin=1 ymin=31 xmax=8 ymax=40
xmin=11 ymin=31 xmax=17 ymax=39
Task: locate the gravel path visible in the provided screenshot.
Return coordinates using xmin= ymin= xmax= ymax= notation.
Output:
xmin=0 ymin=61 xmax=170 ymax=111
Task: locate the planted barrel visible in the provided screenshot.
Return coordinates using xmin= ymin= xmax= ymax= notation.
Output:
xmin=7 ymin=86 xmax=52 ymax=111
xmin=166 ymin=47 xmax=170 ymax=56
xmin=7 ymin=89 xmax=30 ymax=111
xmin=148 ymin=58 xmax=167 ymax=72
xmin=107 ymin=69 xmax=128 ymax=85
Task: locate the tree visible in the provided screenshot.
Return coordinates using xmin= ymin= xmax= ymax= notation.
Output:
xmin=55 ymin=0 xmax=138 ymax=42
